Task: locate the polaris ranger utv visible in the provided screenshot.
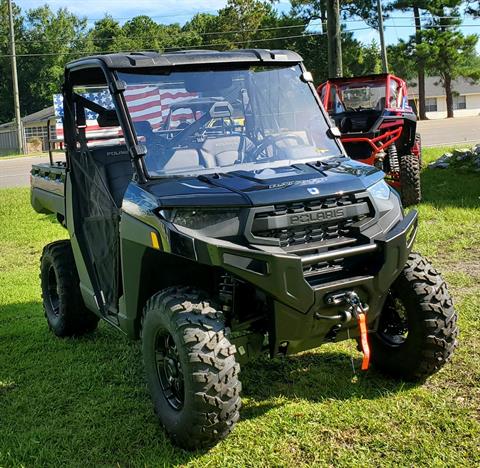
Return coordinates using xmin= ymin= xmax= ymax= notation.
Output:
xmin=31 ymin=50 xmax=457 ymax=450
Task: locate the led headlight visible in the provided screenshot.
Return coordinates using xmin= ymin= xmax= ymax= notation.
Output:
xmin=159 ymin=209 xmax=240 ymax=232
xmin=367 ymin=179 xmax=391 ymax=200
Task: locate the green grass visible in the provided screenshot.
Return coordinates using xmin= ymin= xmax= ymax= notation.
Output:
xmin=0 ymin=148 xmax=479 ymax=467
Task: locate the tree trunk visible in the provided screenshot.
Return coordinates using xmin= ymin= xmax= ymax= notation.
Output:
xmin=327 ymin=0 xmax=342 ymax=78
xmin=320 ymin=0 xmax=327 ymax=34
xmin=444 ymin=74 xmax=454 ymax=118
xmin=413 ymin=6 xmax=427 ymax=120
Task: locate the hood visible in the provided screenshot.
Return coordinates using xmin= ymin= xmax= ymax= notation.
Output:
xmin=147 ymin=157 xmax=384 ymax=207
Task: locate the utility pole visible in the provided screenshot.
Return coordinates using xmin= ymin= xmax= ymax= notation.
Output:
xmin=414 ymin=6 xmax=426 ymax=120
xmin=327 ymin=0 xmax=342 ymax=78
xmin=7 ymin=0 xmax=24 ymax=154
xmin=377 ymin=0 xmax=388 ymax=73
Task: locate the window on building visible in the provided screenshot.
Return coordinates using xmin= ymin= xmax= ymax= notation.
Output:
xmin=25 ymin=125 xmax=48 ymax=139
xmin=453 ymin=95 xmax=466 ymax=110
xmin=425 ymin=97 xmax=438 ymax=112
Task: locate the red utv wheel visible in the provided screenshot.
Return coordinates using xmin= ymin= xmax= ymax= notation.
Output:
xmin=413 ymin=133 xmax=422 ymax=168
xmin=399 ymin=154 xmax=421 ymax=206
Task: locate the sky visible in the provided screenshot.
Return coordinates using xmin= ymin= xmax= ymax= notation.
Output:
xmin=14 ymin=0 xmax=480 ymax=49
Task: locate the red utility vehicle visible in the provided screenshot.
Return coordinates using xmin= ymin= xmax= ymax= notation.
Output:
xmin=318 ymin=74 xmax=421 ymax=206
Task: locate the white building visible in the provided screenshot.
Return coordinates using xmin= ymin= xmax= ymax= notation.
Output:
xmin=409 ymin=76 xmax=480 ymax=119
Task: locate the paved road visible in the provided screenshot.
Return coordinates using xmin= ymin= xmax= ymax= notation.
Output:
xmin=1 ymin=116 xmax=478 ymax=188
xmin=417 ymin=115 xmax=480 ymax=147
xmin=0 ymin=155 xmax=56 ymax=188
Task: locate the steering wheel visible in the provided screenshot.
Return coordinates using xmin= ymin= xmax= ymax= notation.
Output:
xmin=248 ymin=133 xmax=305 ymax=162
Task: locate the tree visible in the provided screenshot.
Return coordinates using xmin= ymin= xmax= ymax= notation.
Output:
xmin=182 ymin=12 xmax=220 ymax=48
xmin=85 ymin=15 xmax=122 ymax=53
xmin=290 ymin=0 xmax=380 ymax=77
xmin=388 ymin=39 xmax=417 ymax=80
xmin=18 ymin=6 xmax=88 ymax=115
xmin=326 ymin=0 xmax=342 ymax=77
xmin=216 ymin=0 xmax=277 ymax=49
xmin=388 ymin=1 xmax=430 ymax=119
xmin=420 ymin=27 xmax=479 ymax=117
xmin=291 ymin=0 xmax=379 ymax=27
xmin=464 ymin=0 xmax=479 ymax=16
xmin=0 ymin=0 xmax=24 ymax=123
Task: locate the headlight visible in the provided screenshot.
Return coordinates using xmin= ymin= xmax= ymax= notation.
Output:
xmin=159 ymin=209 xmax=239 ymax=230
xmin=367 ymin=179 xmax=391 ymax=200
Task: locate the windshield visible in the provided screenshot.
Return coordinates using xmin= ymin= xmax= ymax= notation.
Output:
xmin=325 ymin=81 xmax=387 ymax=114
xmin=118 ymin=66 xmax=340 ymax=177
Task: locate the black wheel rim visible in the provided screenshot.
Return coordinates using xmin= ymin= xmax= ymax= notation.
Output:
xmin=154 ymin=331 xmax=185 ymax=410
xmin=377 ymin=292 xmax=409 ymax=347
xmin=47 ymin=265 xmax=60 ymax=317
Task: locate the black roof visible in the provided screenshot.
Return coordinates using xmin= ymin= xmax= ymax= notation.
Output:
xmin=325 ymin=73 xmax=392 ymax=83
xmin=66 ymin=49 xmax=303 ymax=71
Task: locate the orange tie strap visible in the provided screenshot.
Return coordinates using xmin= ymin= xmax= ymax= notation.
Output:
xmin=357 ymin=312 xmax=370 ymax=370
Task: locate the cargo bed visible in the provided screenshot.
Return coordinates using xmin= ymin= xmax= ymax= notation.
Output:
xmin=30 ymin=162 xmax=66 ymax=217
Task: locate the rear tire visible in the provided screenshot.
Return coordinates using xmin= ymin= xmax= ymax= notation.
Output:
xmin=399 ymin=153 xmax=421 ymax=206
xmin=141 ymin=287 xmax=241 ymax=450
xmin=414 ymin=132 xmax=422 ymax=167
xmin=40 ymin=240 xmax=99 ymax=337
xmin=370 ymin=253 xmax=458 ymax=381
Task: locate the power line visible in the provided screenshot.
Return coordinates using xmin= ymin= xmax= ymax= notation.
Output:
xmin=14 ymin=21 xmax=319 ymax=46
xmin=0 ymin=27 xmax=373 ymax=59
xmin=12 ymin=18 xmax=479 ymax=47
xmin=2 ymin=21 xmax=478 ymax=58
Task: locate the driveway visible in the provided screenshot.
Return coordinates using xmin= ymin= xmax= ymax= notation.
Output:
xmin=0 ymin=155 xmax=58 ymax=189
xmin=417 ymin=115 xmax=480 ymax=147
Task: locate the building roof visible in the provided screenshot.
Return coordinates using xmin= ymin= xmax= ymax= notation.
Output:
xmin=409 ymin=76 xmax=480 ymax=98
xmin=0 ymin=105 xmax=55 ymax=130
xmin=22 ymin=106 xmax=55 ymax=124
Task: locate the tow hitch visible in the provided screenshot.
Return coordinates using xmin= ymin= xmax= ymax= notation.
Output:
xmin=321 ymin=291 xmax=371 ymax=370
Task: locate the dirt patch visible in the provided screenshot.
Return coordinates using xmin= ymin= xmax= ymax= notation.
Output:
xmin=432 ymin=246 xmax=480 ymax=295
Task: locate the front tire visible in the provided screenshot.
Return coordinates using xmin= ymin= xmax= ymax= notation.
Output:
xmin=40 ymin=240 xmax=99 ymax=337
xmin=370 ymin=253 xmax=458 ymax=381
xmin=399 ymin=153 xmax=421 ymax=206
xmin=141 ymin=287 xmax=241 ymax=450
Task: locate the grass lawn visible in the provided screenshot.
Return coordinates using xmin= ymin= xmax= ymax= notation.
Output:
xmin=0 ymin=148 xmax=479 ymax=467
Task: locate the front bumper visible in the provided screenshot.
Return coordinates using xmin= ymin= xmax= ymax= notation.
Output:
xmin=173 ymin=209 xmax=418 ymax=355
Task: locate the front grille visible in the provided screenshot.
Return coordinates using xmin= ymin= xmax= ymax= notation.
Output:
xmin=255 ymin=218 xmax=357 ymax=248
xmin=251 ymin=193 xmax=371 ymax=249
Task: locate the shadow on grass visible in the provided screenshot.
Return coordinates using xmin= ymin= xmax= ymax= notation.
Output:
xmin=0 ymin=300 xmax=417 ymax=466
xmin=239 ymin=350 xmax=416 ymax=420
xmin=420 ymin=166 xmax=480 ymax=210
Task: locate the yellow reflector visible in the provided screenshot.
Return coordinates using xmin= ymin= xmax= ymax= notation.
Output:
xmin=150 ymin=231 xmax=160 ymax=250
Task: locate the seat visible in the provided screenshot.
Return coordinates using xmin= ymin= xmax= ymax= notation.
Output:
xmin=200 ymin=136 xmax=243 ymax=167
xmin=162 ymin=148 xmax=206 ymax=173
xmin=89 ymin=144 xmax=133 ymax=207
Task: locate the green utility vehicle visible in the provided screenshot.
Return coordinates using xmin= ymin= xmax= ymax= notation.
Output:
xmin=31 ymin=50 xmax=458 ymax=450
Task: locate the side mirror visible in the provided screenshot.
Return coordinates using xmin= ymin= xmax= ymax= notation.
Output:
xmin=327 ymin=126 xmax=342 ymax=139
xmin=301 ymin=71 xmax=314 ymax=83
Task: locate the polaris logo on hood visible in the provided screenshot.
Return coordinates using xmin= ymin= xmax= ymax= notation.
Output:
xmin=289 ymin=208 xmax=346 ymax=226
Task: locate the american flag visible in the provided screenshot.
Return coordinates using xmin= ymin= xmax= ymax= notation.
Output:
xmin=53 ymin=86 xmax=197 ymax=142
xmin=124 ymin=85 xmax=198 ymax=130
